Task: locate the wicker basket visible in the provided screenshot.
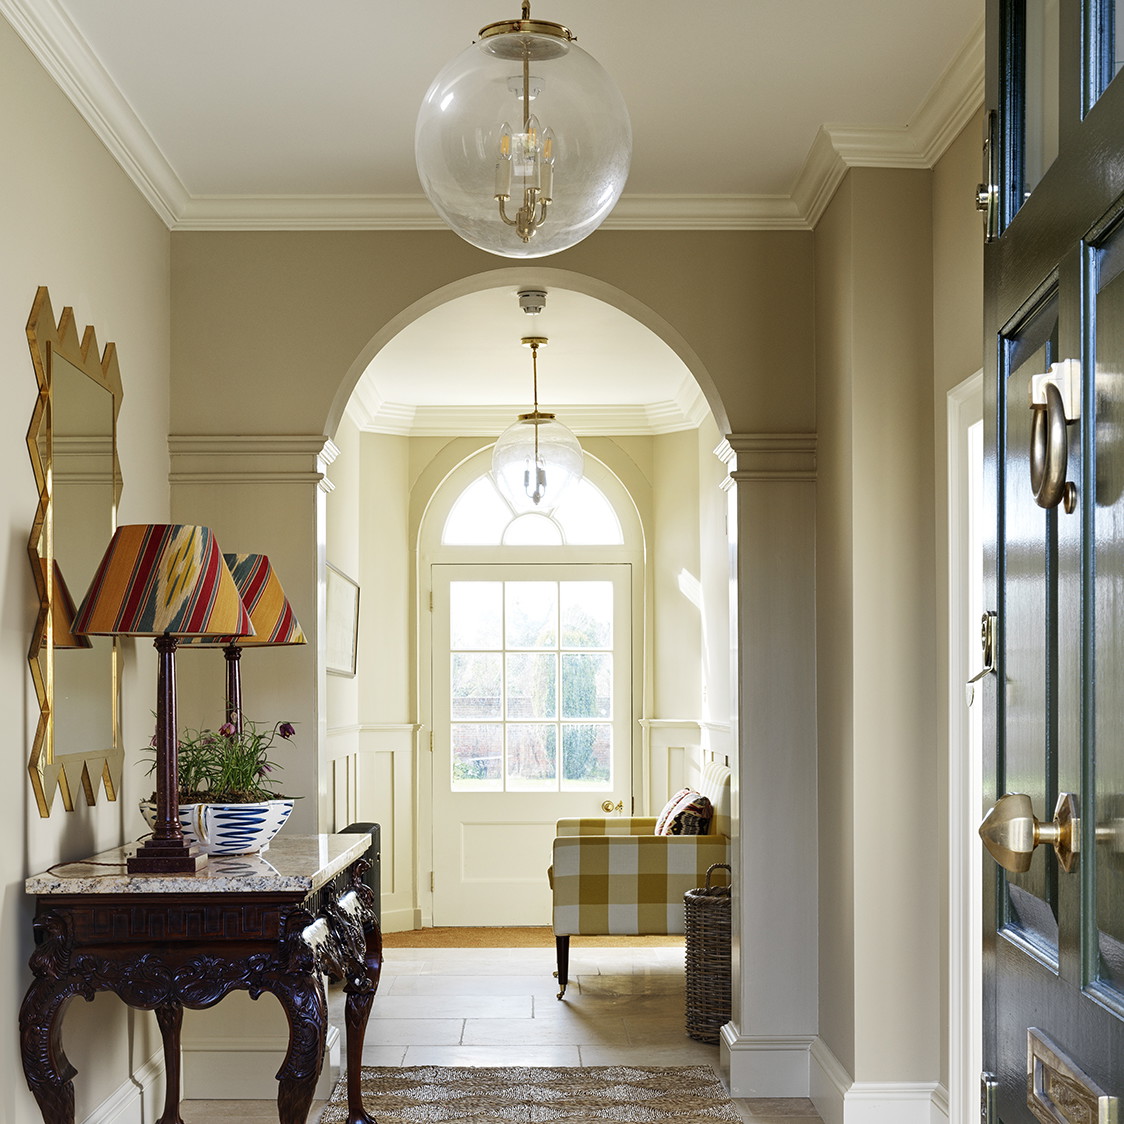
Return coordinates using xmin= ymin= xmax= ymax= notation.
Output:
xmin=684 ymin=862 xmax=732 ymax=1044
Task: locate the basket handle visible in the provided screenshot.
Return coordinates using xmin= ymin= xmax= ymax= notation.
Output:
xmin=705 ymin=862 xmax=731 ymax=888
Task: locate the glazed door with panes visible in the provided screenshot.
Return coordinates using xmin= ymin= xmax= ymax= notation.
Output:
xmin=430 ymin=564 xmax=632 ymax=925
xmin=980 ymin=0 xmax=1124 ymax=1118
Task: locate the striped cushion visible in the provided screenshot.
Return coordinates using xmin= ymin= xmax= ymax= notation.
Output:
xmin=654 ymin=789 xmax=713 ymax=836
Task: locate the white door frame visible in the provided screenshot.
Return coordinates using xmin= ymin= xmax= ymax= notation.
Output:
xmin=947 ymin=369 xmax=984 ymax=1124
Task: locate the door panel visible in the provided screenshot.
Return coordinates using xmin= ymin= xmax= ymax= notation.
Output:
xmin=984 ymin=0 xmax=1124 ymax=1117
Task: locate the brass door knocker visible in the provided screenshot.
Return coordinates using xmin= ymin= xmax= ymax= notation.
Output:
xmin=1030 ymin=374 xmax=1078 ymax=513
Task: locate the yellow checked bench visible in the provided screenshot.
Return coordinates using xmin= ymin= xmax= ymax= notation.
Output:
xmin=548 ymin=761 xmax=731 ymax=998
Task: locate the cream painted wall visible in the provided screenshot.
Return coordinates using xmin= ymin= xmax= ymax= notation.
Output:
xmin=0 ymin=15 xmax=173 ymax=1124
xmin=814 ymin=163 xmax=947 ymax=1090
xmin=170 ymin=231 xmax=816 ymax=440
xmin=931 ymin=114 xmax=985 ymax=1090
xmin=652 ymin=429 xmax=704 ymax=717
xmin=814 ymin=173 xmax=859 ymax=1076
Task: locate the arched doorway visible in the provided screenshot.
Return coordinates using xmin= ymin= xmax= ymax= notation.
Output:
xmin=323 ymin=273 xmax=734 ymax=933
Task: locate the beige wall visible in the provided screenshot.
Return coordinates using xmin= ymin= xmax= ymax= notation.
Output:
xmin=931 ymin=113 xmax=986 ymax=1088
xmin=811 ymin=122 xmax=983 ymax=1098
xmin=815 ymin=164 xmax=943 ymax=1082
xmin=0 ymin=7 xmax=987 ymax=1111
xmin=0 ymin=16 xmax=173 ymax=1124
xmin=170 ymin=230 xmax=816 ymax=441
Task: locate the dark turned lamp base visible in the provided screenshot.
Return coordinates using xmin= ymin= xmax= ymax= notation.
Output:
xmin=128 ymin=841 xmax=207 ymax=874
xmin=135 ymin=634 xmax=209 ymax=875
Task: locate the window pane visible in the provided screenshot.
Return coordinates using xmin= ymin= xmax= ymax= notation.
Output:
xmin=1091 ymin=0 xmax=1123 ymax=105
xmin=561 ymin=581 xmax=613 ymax=648
xmin=554 ymin=477 xmax=624 ymax=544
xmin=503 ymin=513 xmax=563 ymax=545
xmin=1022 ymin=0 xmax=1060 ymax=200
xmin=450 ymin=581 xmax=502 ymax=649
xmin=444 ymin=476 xmax=509 ymax=544
xmin=562 ymin=652 xmax=612 ymax=718
xmin=1094 ymin=227 xmax=1124 ymax=1001
xmin=451 ymin=653 xmax=502 ymax=718
xmin=506 ymin=651 xmax=556 ymax=718
xmin=452 ymin=724 xmax=503 ymax=789
xmin=505 ymin=582 xmax=557 ymax=648
xmin=507 ymin=724 xmax=557 ymax=789
xmin=562 ymin=723 xmax=612 ymax=788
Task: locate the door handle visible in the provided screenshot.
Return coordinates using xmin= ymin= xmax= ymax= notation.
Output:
xmin=967 ymin=611 xmax=997 ymax=686
xmin=978 ymin=792 xmax=1079 ymax=874
xmin=1029 ymin=365 xmax=1079 ymax=513
xmin=601 ymin=800 xmax=623 ymax=814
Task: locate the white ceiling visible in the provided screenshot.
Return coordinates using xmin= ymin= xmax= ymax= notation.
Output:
xmin=2 ymin=0 xmax=984 ymax=433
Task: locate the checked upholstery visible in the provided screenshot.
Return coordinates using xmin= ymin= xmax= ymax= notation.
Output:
xmin=548 ymin=761 xmax=731 ymax=997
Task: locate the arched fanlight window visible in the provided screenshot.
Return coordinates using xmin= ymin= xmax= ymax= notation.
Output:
xmin=443 ymin=472 xmax=623 ymax=546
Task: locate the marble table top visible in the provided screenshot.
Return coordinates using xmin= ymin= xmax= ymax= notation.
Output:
xmin=25 ymin=833 xmax=370 ymax=896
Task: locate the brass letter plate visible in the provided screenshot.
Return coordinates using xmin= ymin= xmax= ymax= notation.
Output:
xmin=1027 ymin=1028 xmax=1119 ymax=1124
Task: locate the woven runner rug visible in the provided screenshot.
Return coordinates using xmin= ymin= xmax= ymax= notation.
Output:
xmin=319 ymin=1064 xmax=740 ymax=1123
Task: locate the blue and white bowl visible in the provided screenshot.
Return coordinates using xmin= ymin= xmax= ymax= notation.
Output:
xmin=139 ymin=799 xmax=294 ymax=855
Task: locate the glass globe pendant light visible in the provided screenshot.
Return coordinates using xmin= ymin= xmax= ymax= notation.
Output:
xmin=492 ymin=337 xmax=583 ymax=514
xmin=415 ymin=1 xmax=631 ymax=258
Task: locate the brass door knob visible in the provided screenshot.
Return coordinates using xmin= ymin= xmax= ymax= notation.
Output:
xmin=601 ymin=800 xmax=623 ymax=814
xmin=979 ymin=792 xmax=1079 ymax=874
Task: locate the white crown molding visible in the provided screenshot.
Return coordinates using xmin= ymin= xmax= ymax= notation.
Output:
xmin=5 ymin=4 xmax=983 ymax=233
xmin=0 ymin=0 xmax=189 ymax=226
xmin=174 ymin=191 xmax=810 ymax=232
xmin=345 ymin=366 xmax=708 ymax=437
xmin=793 ymin=18 xmax=984 ymax=226
xmin=348 ymin=399 xmax=705 ymax=437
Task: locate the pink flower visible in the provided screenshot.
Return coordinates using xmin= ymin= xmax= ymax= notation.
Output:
xmin=219 ymin=722 xmax=236 ymax=737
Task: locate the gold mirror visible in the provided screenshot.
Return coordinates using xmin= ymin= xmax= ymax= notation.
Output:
xmin=27 ymin=287 xmax=124 ymax=815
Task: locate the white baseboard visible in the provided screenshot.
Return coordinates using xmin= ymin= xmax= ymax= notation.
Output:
xmin=380 ymin=905 xmax=422 ymax=932
xmin=720 ymin=1025 xmax=816 ymax=1096
xmin=79 ymin=1051 xmax=164 ymax=1124
xmin=810 ymin=1038 xmax=949 ymax=1124
xmin=80 ymin=1026 xmax=342 ymax=1121
xmin=182 ymin=1025 xmax=340 ymax=1100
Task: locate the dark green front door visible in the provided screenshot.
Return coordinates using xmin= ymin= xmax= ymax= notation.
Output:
xmin=983 ymin=1 xmax=1124 ymax=1120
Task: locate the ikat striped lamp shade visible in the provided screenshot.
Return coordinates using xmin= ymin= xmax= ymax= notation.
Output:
xmin=180 ymin=553 xmax=305 ymax=647
xmin=73 ymin=524 xmax=253 ymax=639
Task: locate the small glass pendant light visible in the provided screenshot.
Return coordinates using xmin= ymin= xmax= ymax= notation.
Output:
xmin=491 ymin=337 xmax=583 ymax=514
xmin=415 ymin=2 xmax=631 ymax=258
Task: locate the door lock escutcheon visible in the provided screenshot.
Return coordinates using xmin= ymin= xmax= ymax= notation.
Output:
xmin=979 ymin=792 xmax=1080 ymax=874
xmin=601 ymin=800 xmax=623 ymax=814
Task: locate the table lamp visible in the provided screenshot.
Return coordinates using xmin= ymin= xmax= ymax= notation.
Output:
xmin=73 ymin=524 xmax=253 ymax=873
xmin=181 ymin=553 xmax=306 ymax=734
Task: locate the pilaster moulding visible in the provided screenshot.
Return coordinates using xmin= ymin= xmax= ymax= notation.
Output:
xmin=809 ymin=1038 xmax=949 ymax=1124
xmin=723 ymin=434 xmax=817 ymax=482
xmin=721 ymin=1026 xmax=817 ymax=1097
xmin=168 ymin=434 xmax=337 ymax=488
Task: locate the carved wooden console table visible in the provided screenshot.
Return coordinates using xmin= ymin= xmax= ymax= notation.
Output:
xmin=21 ymin=833 xmax=381 ymax=1124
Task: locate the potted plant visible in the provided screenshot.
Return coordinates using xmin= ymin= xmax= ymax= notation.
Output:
xmin=140 ymin=717 xmax=297 ymax=854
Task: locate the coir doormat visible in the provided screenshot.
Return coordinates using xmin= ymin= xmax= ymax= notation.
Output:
xmin=319 ymin=1064 xmax=740 ymax=1123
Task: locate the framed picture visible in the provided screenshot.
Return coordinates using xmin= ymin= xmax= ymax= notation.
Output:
xmin=325 ymin=564 xmax=360 ymax=676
